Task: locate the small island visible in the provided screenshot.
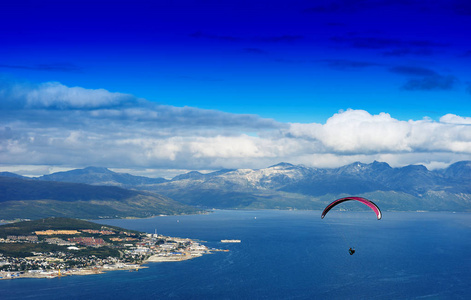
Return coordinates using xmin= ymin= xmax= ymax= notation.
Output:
xmin=0 ymin=217 xmax=216 ymax=279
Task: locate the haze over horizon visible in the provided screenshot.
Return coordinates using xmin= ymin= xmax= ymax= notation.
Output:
xmin=1 ymin=0 xmax=471 ymax=178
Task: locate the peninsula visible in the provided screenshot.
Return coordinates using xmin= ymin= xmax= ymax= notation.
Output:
xmin=0 ymin=217 xmax=215 ymax=279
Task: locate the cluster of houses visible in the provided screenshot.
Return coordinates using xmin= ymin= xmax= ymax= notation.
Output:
xmin=6 ymin=235 xmax=38 ymax=242
xmin=136 ymin=234 xmax=212 ymax=259
xmin=0 ymin=228 xmax=215 ymax=279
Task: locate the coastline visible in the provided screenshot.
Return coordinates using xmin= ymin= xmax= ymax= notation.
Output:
xmin=0 ymin=264 xmax=147 ymax=280
xmin=0 ymin=245 xmax=229 ymax=280
xmin=0 ymin=240 xmax=221 ymax=280
xmin=144 ymin=252 xmax=200 ymax=263
xmin=0 ymin=251 xmax=210 ymax=280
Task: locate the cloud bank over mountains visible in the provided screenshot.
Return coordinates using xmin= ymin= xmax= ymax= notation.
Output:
xmin=1 ymin=80 xmax=470 ymax=176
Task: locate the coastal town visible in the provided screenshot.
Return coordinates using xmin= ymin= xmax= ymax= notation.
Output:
xmin=0 ymin=218 xmax=218 ymax=280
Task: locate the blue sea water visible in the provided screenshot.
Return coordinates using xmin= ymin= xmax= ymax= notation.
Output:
xmin=1 ymin=210 xmax=470 ymax=299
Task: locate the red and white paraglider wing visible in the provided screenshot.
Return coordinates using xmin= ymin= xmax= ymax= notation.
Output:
xmin=321 ymin=197 xmax=382 ymax=220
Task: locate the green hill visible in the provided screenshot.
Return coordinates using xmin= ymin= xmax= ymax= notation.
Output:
xmin=0 ymin=217 xmax=138 ymax=238
xmin=0 ymin=218 xmax=141 ymax=258
xmin=0 ymin=176 xmax=200 ymax=220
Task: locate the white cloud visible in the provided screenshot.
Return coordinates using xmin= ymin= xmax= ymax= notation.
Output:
xmin=289 ymin=110 xmax=412 ymax=153
xmin=25 ymin=82 xmax=136 ymax=109
xmin=1 ymin=81 xmax=471 ymax=175
xmin=440 ymin=114 xmax=471 ymax=124
xmin=287 ymin=109 xmax=471 ymax=156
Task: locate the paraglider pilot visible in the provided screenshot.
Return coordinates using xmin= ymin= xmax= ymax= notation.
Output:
xmin=321 ymin=197 xmax=381 ymax=257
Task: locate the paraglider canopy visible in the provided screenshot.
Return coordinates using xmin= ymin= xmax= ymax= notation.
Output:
xmin=321 ymin=196 xmax=382 ymax=220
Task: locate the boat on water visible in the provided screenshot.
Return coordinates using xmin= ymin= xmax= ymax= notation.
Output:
xmin=220 ymin=239 xmax=241 ymax=243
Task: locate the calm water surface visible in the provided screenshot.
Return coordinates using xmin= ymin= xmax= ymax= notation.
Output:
xmin=1 ymin=210 xmax=470 ymax=299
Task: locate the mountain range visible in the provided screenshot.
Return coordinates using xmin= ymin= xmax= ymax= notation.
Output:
xmin=1 ymin=161 xmax=470 ymax=219
xmin=142 ymin=161 xmax=471 ymax=212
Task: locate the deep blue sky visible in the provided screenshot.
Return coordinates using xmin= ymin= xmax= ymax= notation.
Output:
xmin=2 ymin=0 xmax=470 ymax=121
xmin=1 ymin=0 xmax=471 ymax=176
